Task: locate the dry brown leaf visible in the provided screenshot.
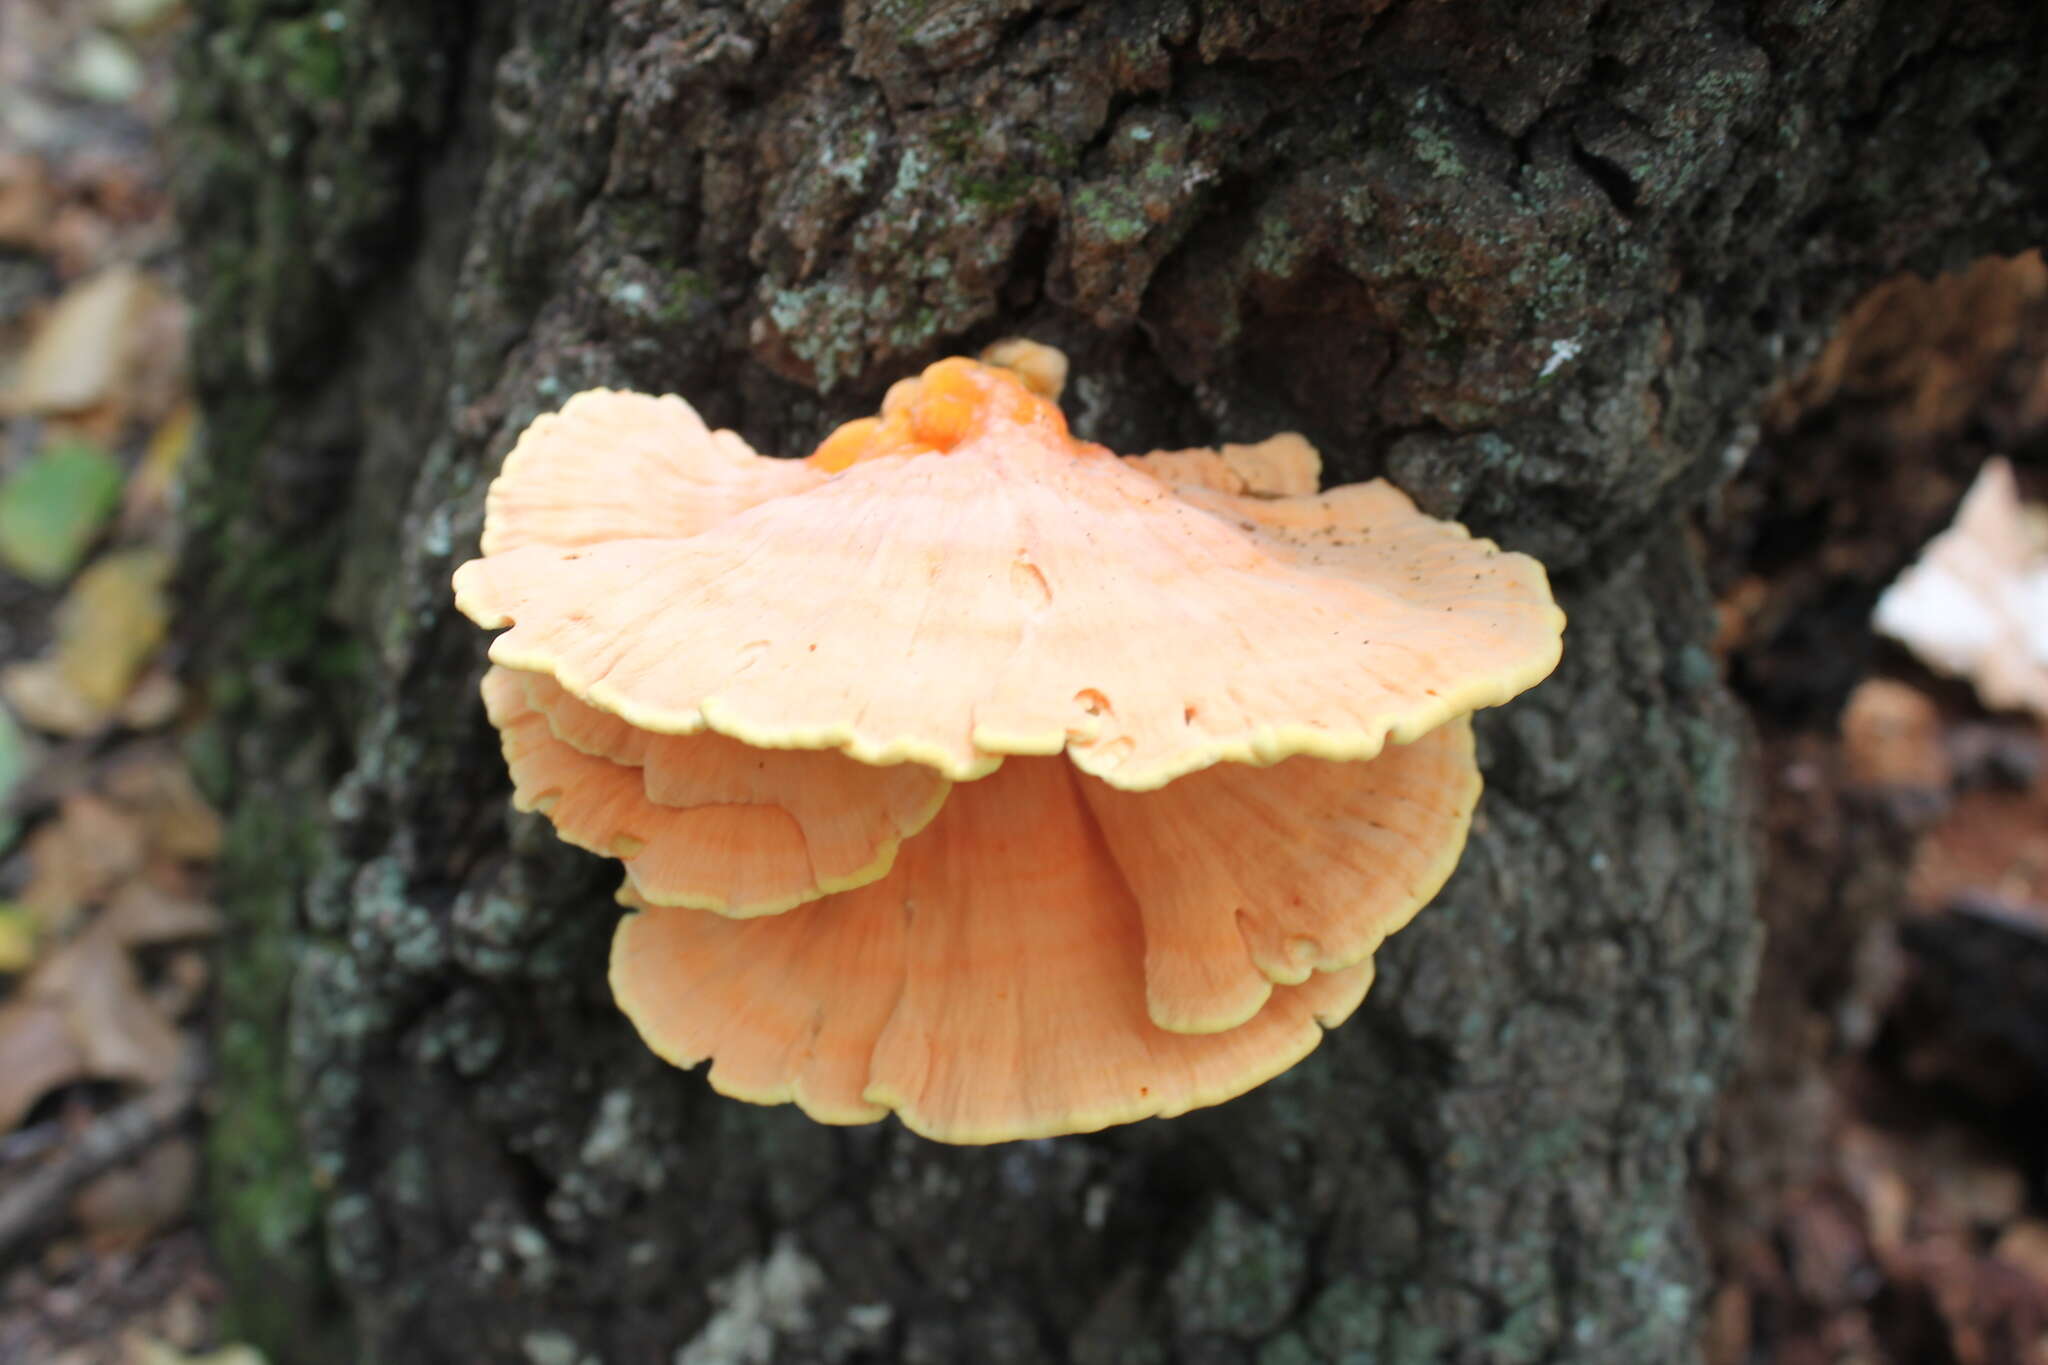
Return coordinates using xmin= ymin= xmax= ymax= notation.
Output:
xmin=1 ymin=657 xmax=112 ymax=737
xmin=1909 ymin=780 xmax=2048 ymax=919
xmin=122 ymin=400 xmax=196 ymax=530
xmin=0 ymin=265 xmax=145 ymax=415
xmin=122 ymin=289 xmax=189 ymax=427
xmin=103 ymin=752 xmax=222 ymax=862
xmin=1841 ymin=678 xmax=1951 ymax=792
xmin=150 ymin=1289 xmax=210 ymax=1353
xmin=32 ymin=921 xmax=184 ymax=1091
xmin=0 ymin=996 xmax=88 ymax=1130
xmin=1929 ymin=1150 xmax=2027 ymax=1228
xmin=1700 ymin=1284 xmax=1751 ymax=1365
xmin=1774 ymin=254 xmax=2048 ymax=435
xmin=18 ymin=792 xmax=147 ymax=933
xmin=45 ymin=203 xmax=120 ymax=281
xmin=115 ymin=669 xmax=184 ymax=729
xmin=1994 ymin=1221 xmax=2048 ymax=1289
xmin=0 ymin=152 xmax=55 ymax=248
xmin=1874 ymin=458 xmax=2048 ymax=717
xmin=98 ymin=881 xmax=219 ymax=947
xmin=72 ymin=1136 xmax=197 ymax=1248
xmin=150 ymin=949 xmax=209 ymax=1020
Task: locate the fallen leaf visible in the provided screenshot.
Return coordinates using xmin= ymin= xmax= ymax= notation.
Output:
xmin=99 ymin=881 xmax=219 ymax=947
xmin=1909 ymin=780 xmax=2048 ymax=921
xmin=0 ymin=996 xmax=87 ymax=1130
xmin=0 ymin=438 xmax=124 ymax=583
xmin=1995 ymin=1221 xmax=2048 ymax=1288
xmin=0 ymin=702 xmax=25 ymax=850
xmin=32 ymin=921 xmax=184 ymax=1091
xmin=123 ymin=400 xmax=196 ymax=530
xmin=0 ymin=151 xmax=54 ymax=248
xmin=0 ymin=903 xmax=38 ymax=973
xmin=18 ymin=792 xmax=148 ymax=933
xmin=73 ymin=1136 xmax=198 ymax=1247
xmin=1701 ymin=1284 xmax=1750 ymax=1365
xmin=45 ymin=201 xmax=118 ymax=281
xmin=60 ymin=31 xmax=145 ymax=105
xmin=0 ymin=658 xmax=107 ymax=737
xmin=53 ymin=546 xmax=171 ymax=713
xmin=151 ymin=1288 xmax=210 ymax=1354
xmin=151 ymin=949 xmax=209 ymax=1020
xmin=103 ymin=752 xmax=223 ymax=861
xmin=116 ymin=668 xmax=184 ymax=729
xmin=0 ymin=265 xmax=145 ymax=415
xmin=123 ymin=1335 xmax=269 ymax=1365
xmin=1841 ymin=678 xmax=1951 ymax=792
xmin=1930 ymin=1152 xmax=2026 ymax=1228
xmin=1874 ymin=458 xmax=2048 ymax=718
xmin=123 ymin=290 xmax=191 ymax=428
xmin=101 ymin=0 xmax=188 ymax=29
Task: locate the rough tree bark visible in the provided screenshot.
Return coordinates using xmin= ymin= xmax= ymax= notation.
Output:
xmin=173 ymin=3 xmax=2047 ymax=1362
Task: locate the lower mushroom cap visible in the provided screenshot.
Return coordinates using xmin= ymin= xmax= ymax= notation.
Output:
xmin=482 ymin=666 xmax=949 ymax=916
xmin=1083 ymin=713 xmax=1476 ymax=1034
xmin=610 ymin=752 xmax=1386 ymax=1144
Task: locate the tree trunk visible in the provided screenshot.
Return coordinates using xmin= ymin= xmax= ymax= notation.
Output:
xmin=174 ymin=3 xmax=2048 ymax=1361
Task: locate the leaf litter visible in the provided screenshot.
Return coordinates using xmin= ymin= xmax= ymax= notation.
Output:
xmin=1708 ymin=254 xmax=2048 ymax=1365
xmin=0 ymin=6 xmax=258 ymax=1361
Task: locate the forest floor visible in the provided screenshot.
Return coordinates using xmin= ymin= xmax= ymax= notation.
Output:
xmin=0 ymin=6 xmax=2044 ymax=1365
xmin=1705 ymin=258 xmax=2048 ymax=1365
xmin=0 ymin=3 xmax=249 ymax=1362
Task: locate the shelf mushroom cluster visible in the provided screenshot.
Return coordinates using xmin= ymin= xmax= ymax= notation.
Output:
xmin=451 ymin=343 xmax=1565 ymax=1144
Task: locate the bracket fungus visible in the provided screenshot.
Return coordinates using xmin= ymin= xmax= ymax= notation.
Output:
xmin=452 ymin=342 xmax=1565 ymax=1144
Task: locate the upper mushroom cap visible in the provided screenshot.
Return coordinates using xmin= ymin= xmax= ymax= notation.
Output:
xmin=1125 ymin=432 xmax=1323 ymax=499
xmin=479 ymin=387 xmax=825 ymax=556
xmin=454 ymin=357 xmax=1563 ymax=791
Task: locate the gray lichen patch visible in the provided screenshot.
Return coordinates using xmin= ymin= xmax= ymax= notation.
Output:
xmin=1166 ymin=1199 xmax=1310 ymax=1340
xmin=674 ymin=1237 xmax=828 ymax=1365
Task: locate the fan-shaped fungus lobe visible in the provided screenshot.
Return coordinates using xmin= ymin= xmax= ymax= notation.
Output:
xmin=453 ymin=344 xmax=1564 ymax=1143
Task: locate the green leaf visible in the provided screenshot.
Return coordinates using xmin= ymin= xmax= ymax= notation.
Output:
xmin=0 ymin=903 xmax=32 ymax=973
xmin=0 ymin=704 xmax=23 ymax=854
xmin=0 ymin=439 xmax=125 ymax=584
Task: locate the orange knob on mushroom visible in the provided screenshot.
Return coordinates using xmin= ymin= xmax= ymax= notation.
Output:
xmin=452 ymin=341 xmax=1564 ymax=1144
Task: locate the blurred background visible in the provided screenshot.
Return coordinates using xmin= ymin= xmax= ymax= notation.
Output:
xmin=0 ymin=4 xmax=2043 ymax=1363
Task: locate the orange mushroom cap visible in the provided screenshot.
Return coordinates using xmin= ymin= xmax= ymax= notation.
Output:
xmin=453 ymin=344 xmax=1564 ymax=1142
xmin=454 ymin=356 xmax=1562 ymax=792
xmin=478 ymin=388 xmax=824 ymax=557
